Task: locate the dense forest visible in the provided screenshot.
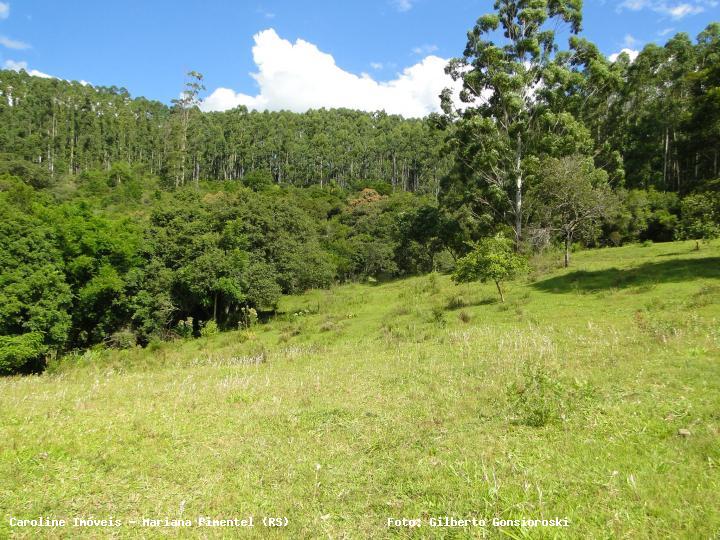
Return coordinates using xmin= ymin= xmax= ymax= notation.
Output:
xmin=1 ymin=8 xmax=719 ymax=374
xmin=0 ymin=71 xmax=450 ymax=193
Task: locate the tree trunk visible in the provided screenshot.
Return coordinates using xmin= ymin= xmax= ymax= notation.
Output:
xmin=662 ymin=128 xmax=669 ymax=190
xmin=514 ymin=132 xmax=523 ymax=248
xmin=564 ymin=234 xmax=571 ymax=268
xmin=495 ymin=280 xmax=505 ymax=303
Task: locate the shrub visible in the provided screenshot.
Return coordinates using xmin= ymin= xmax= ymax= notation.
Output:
xmin=678 ymin=192 xmax=720 ymax=241
xmin=319 ymin=320 xmax=337 ymax=332
xmin=239 ymin=307 xmax=259 ymax=328
xmin=0 ymin=333 xmax=46 ymax=374
xmin=243 ymin=169 xmax=274 ymax=191
xmin=106 ymin=327 xmax=137 ymax=349
xmin=507 ymin=362 xmax=566 ymax=427
xmin=446 ymin=294 xmax=468 ymax=310
xmin=428 ymin=305 xmax=445 ymax=325
xmin=176 ymin=317 xmax=194 ymax=339
xmin=200 ymin=320 xmax=219 ymax=338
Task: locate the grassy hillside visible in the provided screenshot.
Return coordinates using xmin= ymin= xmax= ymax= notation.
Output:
xmin=1 ymin=240 xmax=719 ymax=538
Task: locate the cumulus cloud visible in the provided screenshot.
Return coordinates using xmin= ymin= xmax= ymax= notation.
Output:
xmin=0 ymin=2 xmax=9 ymax=20
xmin=370 ymin=62 xmax=384 ymax=70
xmin=0 ymin=35 xmax=30 ymax=49
xmin=617 ymin=0 xmax=705 ymax=18
xmin=201 ymin=29 xmax=460 ymax=118
xmin=608 ymin=48 xmax=640 ymax=62
xmin=3 ymin=59 xmax=53 ymax=78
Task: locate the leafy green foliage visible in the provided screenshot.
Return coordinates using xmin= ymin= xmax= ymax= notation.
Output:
xmin=452 ymin=234 xmax=529 ymax=302
xmin=0 ymin=332 xmax=46 ymax=374
xmin=443 ymin=0 xmax=586 ymax=244
xmin=508 ymin=362 xmax=567 ymax=427
xmin=531 ymin=155 xmax=617 ymax=265
xmin=678 ymin=192 xmax=720 ymax=240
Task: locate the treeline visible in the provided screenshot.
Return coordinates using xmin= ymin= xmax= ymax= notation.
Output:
xmin=565 ymin=26 xmax=720 ymax=192
xmin=0 ymin=70 xmax=450 ymax=193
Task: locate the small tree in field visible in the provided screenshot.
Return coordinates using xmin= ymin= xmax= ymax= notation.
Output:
xmin=452 ymin=234 xmax=529 ymax=303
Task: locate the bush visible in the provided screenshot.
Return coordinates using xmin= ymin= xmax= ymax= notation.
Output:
xmin=105 ymin=327 xmax=137 ymax=349
xmin=0 ymin=333 xmax=46 ymax=374
xmin=507 ymin=363 xmax=566 ymax=427
xmin=176 ymin=317 xmax=194 ymax=339
xmin=243 ymin=169 xmax=274 ymax=191
xmin=446 ymin=294 xmax=468 ymax=310
xmin=678 ymin=192 xmax=720 ymax=241
xmin=200 ymin=320 xmax=219 ymax=338
xmin=428 ymin=305 xmax=445 ymax=325
xmin=611 ymin=189 xmax=680 ymax=243
xmin=239 ymin=307 xmax=259 ymax=328
xmin=0 ymin=155 xmax=51 ymax=188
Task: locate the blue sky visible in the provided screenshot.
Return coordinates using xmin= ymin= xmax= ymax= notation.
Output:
xmin=0 ymin=0 xmax=717 ymax=116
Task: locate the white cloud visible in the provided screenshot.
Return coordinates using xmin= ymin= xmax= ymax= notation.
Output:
xmin=609 ymin=48 xmax=640 ymax=62
xmin=0 ymin=2 xmax=9 ymax=20
xmin=618 ymin=0 xmax=649 ymax=9
xmin=0 ymin=35 xmax=30 ymax=49
xmin=617 ymin=0 xmax=705 ymax=18
xmin=663 ymin=2 xmax=704 ymax=16
xmin=3 ymin=59 xmax=91 ymax=85
xmin=623 ymin=34 xmax=640 ymax=48
xmin=393 ymin=0 xmax=414 ymax=12
xmin=412 ymin=44 xmax=438 ymax=55
xmin=658 ymin=27 xmax=675 ymax=35
xmin=201 ymin=29 xmax=460 ymax=118
xmin=256 ymin=7 xmax=275 ymax=19
xmin=3 ymin=59 xmax=53 ymax=78
xmin=370 ymin=62 xmax=384 ymax=70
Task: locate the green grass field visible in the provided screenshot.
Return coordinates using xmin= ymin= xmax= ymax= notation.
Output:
xmin=1 ymin=240 xmax=719 ymax=538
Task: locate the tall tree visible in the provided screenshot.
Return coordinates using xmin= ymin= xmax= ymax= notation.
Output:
xmin=443 ymin=0 xmax=583 ymax=246
xmin=170 ymin=71 xmax=205 ymax=188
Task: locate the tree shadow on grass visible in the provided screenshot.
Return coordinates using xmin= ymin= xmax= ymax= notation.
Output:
xmin=532 ymin=257 xmax=720 ymax=293
xmin=445 ymin=297 xmax=497 ymax=311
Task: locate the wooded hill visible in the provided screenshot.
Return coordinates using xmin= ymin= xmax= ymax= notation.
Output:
xmin=1 ymin=16 xmax=719 ymax=375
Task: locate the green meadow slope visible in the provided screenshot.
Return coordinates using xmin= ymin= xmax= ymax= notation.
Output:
xmin=1 ymin=240 xmax=719 ymax=538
